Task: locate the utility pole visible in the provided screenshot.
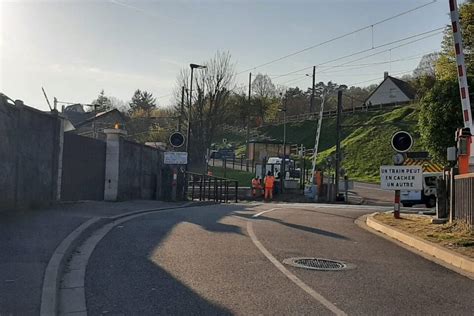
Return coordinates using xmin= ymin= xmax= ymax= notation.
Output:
xmin=178 ymin=86 xmax=185 ymax=132
xmin=310 ymin=91 xmax=327 ymax=182
xmin=335 ymin=90 xmax=343 ymax=199
xmin=246 ymin=72 xmax=252 ymax=171
xmin=310 ymin=66 xmax=316 ymax=113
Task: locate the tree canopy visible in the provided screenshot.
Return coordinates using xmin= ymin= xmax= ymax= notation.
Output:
xmin=91 ymin=89 xmax=113 ymax=112
xmin=418 ymin=78 xmax=472 ymax=163
xmin=129 ymin=89 xmax=157 ymax=116
xmin=435 ymin=0 xmax=473 ymax=80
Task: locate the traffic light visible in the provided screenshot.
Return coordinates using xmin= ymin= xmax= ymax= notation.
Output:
xmin=391 ymin=131 xmax=413 ymax=153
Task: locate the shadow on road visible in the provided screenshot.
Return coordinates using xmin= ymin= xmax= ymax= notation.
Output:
xmin=234 ymin=212 xmax=350 ymax=240
xmin=86 ymin=204 xmax=250 ymax=315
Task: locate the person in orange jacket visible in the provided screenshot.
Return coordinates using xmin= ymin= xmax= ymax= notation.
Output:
xmin=251 ymin=176 xmax=262 ymax=198
xmin=264 ymin=171 xmax=275 ymax=201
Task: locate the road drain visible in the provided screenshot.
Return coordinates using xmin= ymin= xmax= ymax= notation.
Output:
xmin=283 ymin=258 xmax=352 ymax=271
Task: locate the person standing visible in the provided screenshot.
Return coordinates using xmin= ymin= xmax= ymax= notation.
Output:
xmin=251 ymin=176 xmax=262 ymax=198
xmin=264 ymin=171 xmax=275 ymax=201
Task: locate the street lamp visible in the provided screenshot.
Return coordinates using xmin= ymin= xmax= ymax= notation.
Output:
xmin=186 ymin=63 xmax=207 ymax=163
xmin=279 ymin=93 xmax=287 ymax=193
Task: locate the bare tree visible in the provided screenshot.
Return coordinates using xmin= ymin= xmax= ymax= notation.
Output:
xmin=173 ymin=51 xmax=236 ymax=169
xmin=252 ymin=73 xmax=278 ymax=123
xmin=413 ymin=52 xmax=439 ymax=78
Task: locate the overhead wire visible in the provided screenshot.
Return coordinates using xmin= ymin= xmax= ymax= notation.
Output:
xmin=272 ymin=26 xmax=444 ymax=82
xmin=236 ymin=0 xmax=438 ymax=75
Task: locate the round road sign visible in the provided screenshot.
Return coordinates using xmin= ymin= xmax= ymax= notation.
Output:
xmin=169 ymin=132 xmax=185 ymax=148
xmin=391 ymin=131 xmax=413 ymax=153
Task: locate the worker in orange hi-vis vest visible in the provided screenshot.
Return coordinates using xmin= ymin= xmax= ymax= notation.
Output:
xmin=264 ymin=171 xmax=275 ymax=201
xmin=251 ymin=176 xmax=262 ymax=198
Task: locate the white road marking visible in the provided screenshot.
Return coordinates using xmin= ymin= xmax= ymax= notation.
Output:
xmin=252 ymin=204 xmax=394 ymax=216
xmin=252 ymin=207 xmax=281 ymax=218
xmin=247 ymin=219 xmax=347 ymax=316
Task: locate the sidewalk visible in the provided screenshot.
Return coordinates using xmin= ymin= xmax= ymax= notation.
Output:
xmin=0 ymin=200 xmax=185 ymax=315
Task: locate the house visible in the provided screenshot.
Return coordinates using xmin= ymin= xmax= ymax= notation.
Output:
xmin=364 ymin=72 xmax=415 ymax=107
xmin=62 ymin=104 xmax=127 ymax=140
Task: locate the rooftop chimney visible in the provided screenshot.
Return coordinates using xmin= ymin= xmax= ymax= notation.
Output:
xmin=384 ymin=71 xmax=389 ymax=79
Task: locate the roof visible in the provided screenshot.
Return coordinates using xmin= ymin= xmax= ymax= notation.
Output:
xmin=389 ymin=76 xmax=416 ymax=100
xmin=63 ymin=111 xmax=95 ymax=126
xmin=62 ymin=104 xmax=95 ymax=126
xmin=364 ymin=76 xmax=415 ymax=104
xmin=74 ymin=109 xmax=125 ymax=128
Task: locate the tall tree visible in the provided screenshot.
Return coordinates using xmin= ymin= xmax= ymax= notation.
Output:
xmin=413 ymin=52 xmax=439 ymax=78
xmin=174 ymin=51 xmax=236 ymax=168
xmin=91 ymin=89 xmax=112 ymax=112
xmin=252 ymin=73 xmax=278 ymax=123
xmin=435 ymin=0 xmax=473 ymax=80
xmin=418 ymin=78 xmax=473 ymax=163
xmin=129 ymin=89 xmax=157 ymax=116
xmin=282 ymin=87 xmax=308 ymax=116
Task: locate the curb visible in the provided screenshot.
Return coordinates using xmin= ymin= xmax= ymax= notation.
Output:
xmin=40 ymin=201 xmax=215 ymax=316
xmin=365 ymin=213 xmax=474 ymax=277
xmin=40 ymin=217 xmax=106 ymax=316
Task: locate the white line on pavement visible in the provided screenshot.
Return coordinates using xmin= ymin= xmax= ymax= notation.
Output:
xmin=252 ymin=207 xmax=282 ymax=218
xmin=246 ymin=219 xmax=347 ymax=316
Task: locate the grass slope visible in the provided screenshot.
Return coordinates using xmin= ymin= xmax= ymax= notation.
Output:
xmin=317 ymin=105 xmax=423 ymax=182
xmin=208 ymin=166 xmax=254 ymax=185
xmin=213 ymin=105 xmax=425 ymax=183
xmin=258 ymin=110 xmax=390 ymax=152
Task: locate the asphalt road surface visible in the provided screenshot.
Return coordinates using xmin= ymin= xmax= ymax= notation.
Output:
xmin=85 ymin=203 xmax=473 ymax=315
xmin=352 ymin=182 xmax=394 ymax=206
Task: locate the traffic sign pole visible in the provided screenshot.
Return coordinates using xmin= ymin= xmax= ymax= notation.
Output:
xmin=394 ymin=190 xmax=401 ymax=219
xmin=389 ymin=130 xmax=414 ymax=219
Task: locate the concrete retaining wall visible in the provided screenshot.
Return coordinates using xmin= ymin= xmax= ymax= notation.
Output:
xmin=0 ymin=99 xmax=61 ymax=210
xmin=118 ymin=139 xmax=162 ymax=200
xmin=0 ymin=97 xmax=165 ymax=209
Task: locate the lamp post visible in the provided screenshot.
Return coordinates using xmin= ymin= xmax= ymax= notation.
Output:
xmin=279 ymin=93 xmax=287 ymax=193
xmin=186 ymin=63 xmax=207 ymax=164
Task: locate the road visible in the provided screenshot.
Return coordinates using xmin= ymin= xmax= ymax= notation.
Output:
xmin=352 ymin=182 xmax=394 ymax=206
xmin=83 ymin=203 xmax=473 ymax=315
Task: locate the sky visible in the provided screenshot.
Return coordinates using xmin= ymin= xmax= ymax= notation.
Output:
xmin=0 ymin=0 xmax=462 ymax=111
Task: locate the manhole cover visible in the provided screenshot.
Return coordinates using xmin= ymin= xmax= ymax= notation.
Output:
xmin=283 ymin=257 xmax=352 ymax=271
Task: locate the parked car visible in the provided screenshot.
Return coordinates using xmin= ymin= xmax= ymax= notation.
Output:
xmin=401 ymin=172 xmax=443 ymax=208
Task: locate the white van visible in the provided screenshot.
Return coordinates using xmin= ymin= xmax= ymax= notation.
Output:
xmin=400 ymin=172 xmax=443 ymax=208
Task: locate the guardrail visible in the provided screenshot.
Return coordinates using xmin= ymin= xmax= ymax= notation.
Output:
xmin=454 ymin=172 xmax=474 ymax=229
xmin=186 ymin=172 xmax=238 ymax=203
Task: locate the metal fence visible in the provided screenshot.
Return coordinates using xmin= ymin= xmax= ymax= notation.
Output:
xmin=209 ymin=157 xmax=256 ymax=173
xmin=186 ymin=172 xmax=239 ymax=203
xmin=454 ymin=172 xmax=474 ymax=228
xmin=262 ymin=102 xmax=406 ymax=126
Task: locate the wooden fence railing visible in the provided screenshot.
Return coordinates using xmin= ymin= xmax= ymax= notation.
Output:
xmin=454 ymin=172 xmax=474 ymax=229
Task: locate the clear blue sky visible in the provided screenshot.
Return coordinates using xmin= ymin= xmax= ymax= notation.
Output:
xmin=0 ymin=0 xmax=461 ymax=111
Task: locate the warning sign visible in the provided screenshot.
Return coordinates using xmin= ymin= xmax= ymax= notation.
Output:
xmin=380 ymin=165 xmax=423 ymax=190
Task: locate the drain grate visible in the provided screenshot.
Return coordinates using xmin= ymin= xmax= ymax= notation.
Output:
xmin=283 ymin=257 xmax=351 ymax=271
